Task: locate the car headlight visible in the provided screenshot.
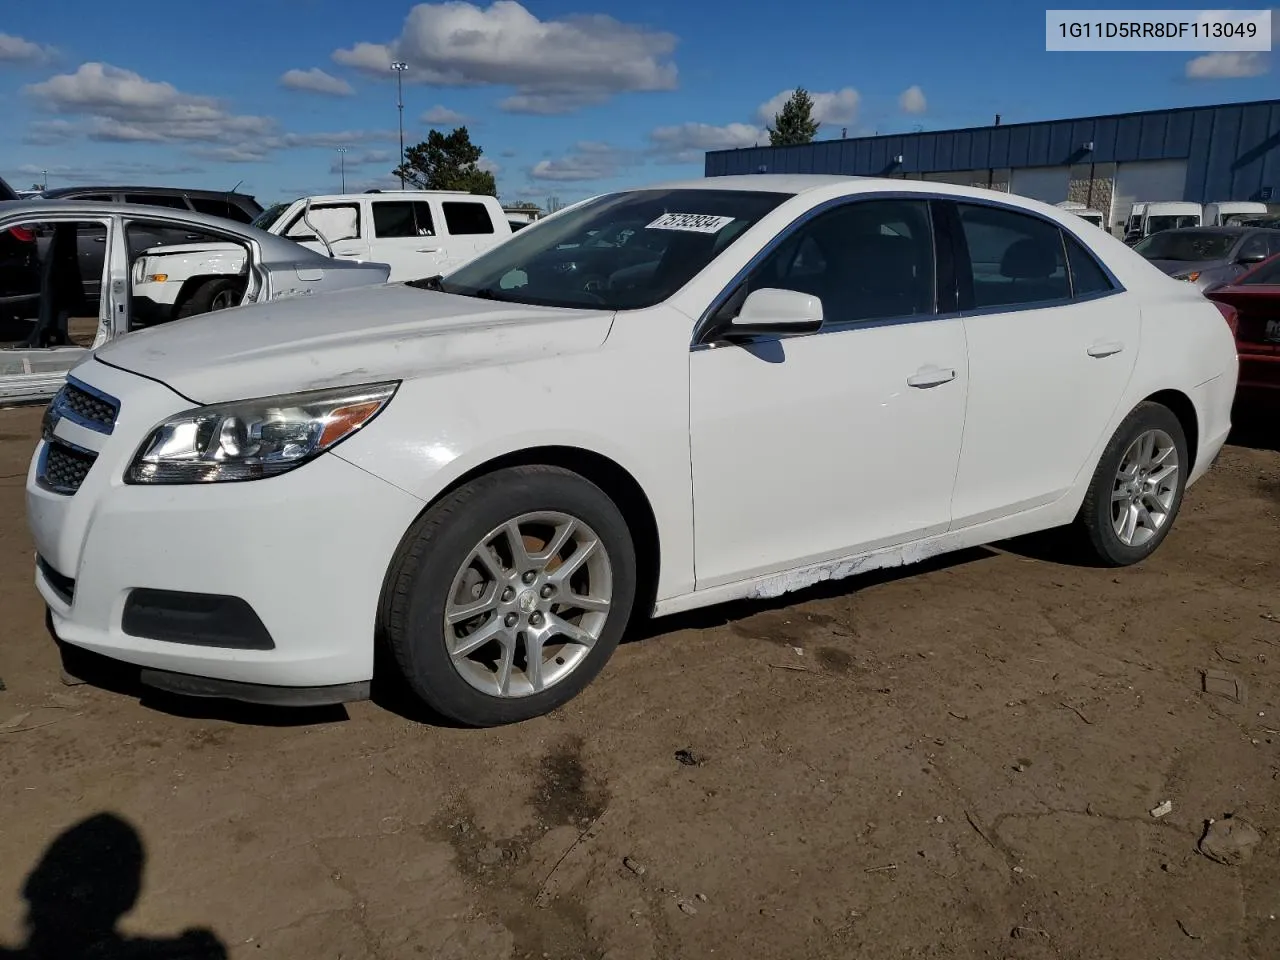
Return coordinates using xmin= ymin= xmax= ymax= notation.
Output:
xmin=1176 ymin=271 xmax=1201 ymax=283
xmin=125 ymin=382 xmax=399 ymax=484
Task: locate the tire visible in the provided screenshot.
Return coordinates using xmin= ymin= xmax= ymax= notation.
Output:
xmin=382 ymin=465 xmax=637 ymax=726
xmin=175 ymin=278 xmax=242 ymax=319
xmin=1075 ymin=401 xmax=1189 ymax=567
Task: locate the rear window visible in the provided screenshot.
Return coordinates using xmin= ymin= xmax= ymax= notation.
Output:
xmin=189 ymin=197 xmax=254 ymax=223
xmin=442 ymin=201 xmax=495 ymax=235
xmin=373 ymin=200 xmax=435 ymax=238
xmin=125 ymin=194 xmax=190 ymax=210
xmin=1133 ymin=230 xmax=1237 ymax=262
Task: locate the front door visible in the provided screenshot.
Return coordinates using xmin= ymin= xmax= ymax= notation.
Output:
xmin=947 ymin=201 xmax=1140 ymax=527
xmin=281 ymin=201 xmax=371 ymax=264
xmin=689 ymin=197 xmax=969 ymax=588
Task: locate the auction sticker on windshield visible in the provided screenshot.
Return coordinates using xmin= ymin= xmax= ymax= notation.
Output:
xmin=646 ymin=213 xmax=735 ymax=233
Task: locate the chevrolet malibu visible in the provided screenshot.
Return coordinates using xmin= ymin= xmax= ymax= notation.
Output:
xmin=26 ymin=176 xmax=1238 ymax=726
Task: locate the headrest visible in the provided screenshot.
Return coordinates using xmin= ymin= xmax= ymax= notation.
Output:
xmin=1000 ymin=238 xmax=1055 ymax=280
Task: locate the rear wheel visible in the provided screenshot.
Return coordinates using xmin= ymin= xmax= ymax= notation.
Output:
xmin=175 ymin=278 xmax=242 ymax=319
xmin=1076 ymin=402 xmax=1188 ymax=566
xmin=383 ymin=465 xmax=637 ymax=726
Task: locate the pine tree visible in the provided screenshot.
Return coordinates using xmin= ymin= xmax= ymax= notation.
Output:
xmin=393 ymin=127 xmax=498 ymax=196
xmin=768 ymin=89 xmax=820 ymax=146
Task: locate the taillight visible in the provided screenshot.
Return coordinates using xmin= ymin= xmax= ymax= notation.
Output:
xmin=1212 ymin=300 xmax=1239 ymax=336
xmin=7 ymin=226 xmax=35 ymax=243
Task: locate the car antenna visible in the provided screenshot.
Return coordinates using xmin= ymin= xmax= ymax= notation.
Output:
xmin=228 ymin=179 xmax=244 ymax=195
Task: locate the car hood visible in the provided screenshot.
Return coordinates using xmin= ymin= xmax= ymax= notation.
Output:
xmin=93 ymin=282 xmax=616 ymax=403
xmin=1146 ymin=258 xmax=1227 ymax=277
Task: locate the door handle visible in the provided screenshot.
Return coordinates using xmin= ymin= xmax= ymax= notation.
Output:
xmin=333 ymin=247 xmax=363 ymax=256
xmin=92 ymin=237 xmax=106 ymax=243
xmin=416 ymin=247 xmax=442 ymax=254
xmin=1087 ymin=340 xmax=1125 ymax=358
xmin=906 ymin=365 xmax=956 ymax=388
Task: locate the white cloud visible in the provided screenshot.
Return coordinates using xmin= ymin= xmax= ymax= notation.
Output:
xmin=330 ymin=149 xmax=395 ymax=174
xmin=477 ymin=156 xmax=501 ymax=174
xmin=280 ymin=67 xmax=355 ymax=96
xmin=23 ymin=119 xmax=78 ymax=145
xmin=0 ymin=33 xmax=56 ymax=65
xmin=529 ymin=141 xmax=633 ymax=181
xmin=899 ymin=85 xmax=927 ymax=114
xmin=333 ymin=1 xmax=678 ymax=114
xmin=420 ymin=104 xmax=468 ymax=125
xmin=15 ymin=160 xmax=204 ymax=183
xmin=1185 ymin=51 xmax=1270 ymax=78
xmin=25 ymin=63 xmax=276 ymax=143
xmin=649 ymin=122 xmax=765 ymax=164
xmin=756 ymin=87 xmax=859 ymax=127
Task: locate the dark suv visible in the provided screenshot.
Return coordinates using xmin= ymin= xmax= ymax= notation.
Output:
xmin=39 ymin=185 xmax=263 ymax=223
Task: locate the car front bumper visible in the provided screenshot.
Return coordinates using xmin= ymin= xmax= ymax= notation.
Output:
xmin=26 ymin=359 xmax=425 ymax=696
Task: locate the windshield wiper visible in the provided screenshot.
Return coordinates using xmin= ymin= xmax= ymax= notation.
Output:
xmin=407 ymin=274 xmax=444 ymax=290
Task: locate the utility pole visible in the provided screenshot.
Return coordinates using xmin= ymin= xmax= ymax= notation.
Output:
xmin=390 ymin=61 xmax=408 ymax=189
xmin=42 ymin=169 xmax=48 ymax=191
xmin=336 ymin=147 xmax=348 ymax=193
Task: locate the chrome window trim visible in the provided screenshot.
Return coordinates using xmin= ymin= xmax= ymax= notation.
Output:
xmin=690 ymin=189 xmax=1128 ymax=349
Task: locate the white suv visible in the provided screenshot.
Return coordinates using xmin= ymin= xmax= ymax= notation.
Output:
xmin=133 ymin=191 xmax=511 ymax=321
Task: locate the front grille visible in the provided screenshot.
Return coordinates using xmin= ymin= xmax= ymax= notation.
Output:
xmin=37 ymin=555 xmax=75 ymax=605
xmin=39 ymin=441 xmax=97 ymax=495
xmin=44 ymin=379 xmax=119 ymax=437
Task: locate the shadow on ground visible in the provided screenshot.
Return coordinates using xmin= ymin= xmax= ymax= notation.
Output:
xmin=0 ymin=814 xmax=227 ymax=960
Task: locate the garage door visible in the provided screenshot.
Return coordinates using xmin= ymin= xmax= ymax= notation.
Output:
xmin=1112 ymin=160 xmax=1188 ymax=230
xmin=1010 ymin=166 xmax=1070 ymax=204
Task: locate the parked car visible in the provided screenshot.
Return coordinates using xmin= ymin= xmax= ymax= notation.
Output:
xmin=1232 ymin=214 xmax=1280 ymax=229
xmin=34 ymin=186 xmax=265 ymax=302
xmin=1055 ymin=201 xmax=1106 ymax=229
xmin=1 ymin=199 xmax=390 ymax=403
xmin=1206 ymin=252 xmax=1280 ymax=405
xmin=1131 ymin=226 xmax=1280 ymax=291
xmin=27 ymin=176 xmax=1237 ymax=726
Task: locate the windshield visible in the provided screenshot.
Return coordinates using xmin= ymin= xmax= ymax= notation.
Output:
xmin=1145 ymin=215 xmax=1200 ymax=235
xmin=435 ymin=189 xmax=791 ymax=310
xmin=1133 ymin=229 xmax=1237 ymax=261
xmin=252 ymin=202 xmax=292 ymax=231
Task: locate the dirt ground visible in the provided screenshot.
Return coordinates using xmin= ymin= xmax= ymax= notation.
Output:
xmin=1 ymin=403 xmax=1278 ymax=960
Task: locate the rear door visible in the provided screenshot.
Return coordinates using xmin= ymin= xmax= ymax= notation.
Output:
xmin=367 ymin=198 xmax=445 ymax=281
xmin=439 ymin=198 xmax=501 ymax=270
xmin=947 ymin=201 xmax=1139 ymax=527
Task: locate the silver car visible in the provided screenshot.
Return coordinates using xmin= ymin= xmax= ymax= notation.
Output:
xmin=1132 ymin=226 xmax=1280 ymax=292
xmin=1 ymin=199 xmax=390 ymax=403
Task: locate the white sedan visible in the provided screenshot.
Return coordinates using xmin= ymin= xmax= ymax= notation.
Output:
xmin=26 ymin=176 xmax=1238 ymax=726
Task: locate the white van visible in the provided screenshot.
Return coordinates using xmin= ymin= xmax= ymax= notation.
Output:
xmin=1138 ymin=202 xmax=1202 ymax=237
xmin=1204 ymin=201 xmax=1269 ymax=226
xmin=1055 ymin=201 xmax=1106 ymax=229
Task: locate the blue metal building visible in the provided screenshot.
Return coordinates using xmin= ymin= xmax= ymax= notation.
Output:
xmin=705 ymin=98 xmax=1280 ymax=231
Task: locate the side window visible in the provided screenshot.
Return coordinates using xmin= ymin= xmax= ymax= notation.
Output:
xmin=442 ymin=201 xmax=495 ymax=236
xmin=284 ymin=204 xmax=360 ymax=243
xmin=372 ymin=201 xmax=436 ymax=238
xmin=743 ymin=199 xmax=935 ymax=325
xmin=76 ymin=194 xmax=113 ymax=202
xmin=125 ymin=194 xmax=189 ymax=210
xmin=1063 ymin=232 xmax=1115 ymax=298
xmin=957 ymin=203 xmax=1068 ymax=308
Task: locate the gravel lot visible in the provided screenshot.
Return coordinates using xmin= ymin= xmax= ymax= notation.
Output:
xmin=1 ymin=403 xmax=1278 ymax=959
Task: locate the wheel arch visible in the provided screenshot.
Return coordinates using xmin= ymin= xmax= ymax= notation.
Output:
xmin=174 ymin=274 xmax=244 ymax=312
xmin=381 ymin=444 xmax=662 ymax=624
xmin=1142 ymin=388 xmax=1199 ymax=473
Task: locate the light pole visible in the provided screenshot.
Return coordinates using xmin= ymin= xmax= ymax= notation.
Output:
xmin=336 ymin=147 xmax=348 ymax=193
xmin=390 ymin=61 xmax=408 ymax=189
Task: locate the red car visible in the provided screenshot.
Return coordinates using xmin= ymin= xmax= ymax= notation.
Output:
xmin=1207 ymin=252 xmax=1280 ymax=406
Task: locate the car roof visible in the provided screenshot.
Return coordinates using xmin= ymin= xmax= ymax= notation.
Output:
xmin=42 ymin=185 xmax=258 ymax=202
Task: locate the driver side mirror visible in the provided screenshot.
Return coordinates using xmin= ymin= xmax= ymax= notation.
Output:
xmin=720 ymin=287 xmax=824 ymax=341
xmin=1238 ymin=250 xmax=1268 ymax=265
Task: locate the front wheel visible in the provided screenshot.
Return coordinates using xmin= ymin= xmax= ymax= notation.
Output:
xmin=175 ymin=278 xmax=243 ymax=319
xmin=382 ymin=465 xmax=637 ymax=726
xmin=1075 ymin=401 xmax=1189 ymax=566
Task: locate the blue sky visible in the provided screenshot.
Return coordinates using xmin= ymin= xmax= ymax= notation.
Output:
xmin=1 ymin=1 xmax=1276 ymax=207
